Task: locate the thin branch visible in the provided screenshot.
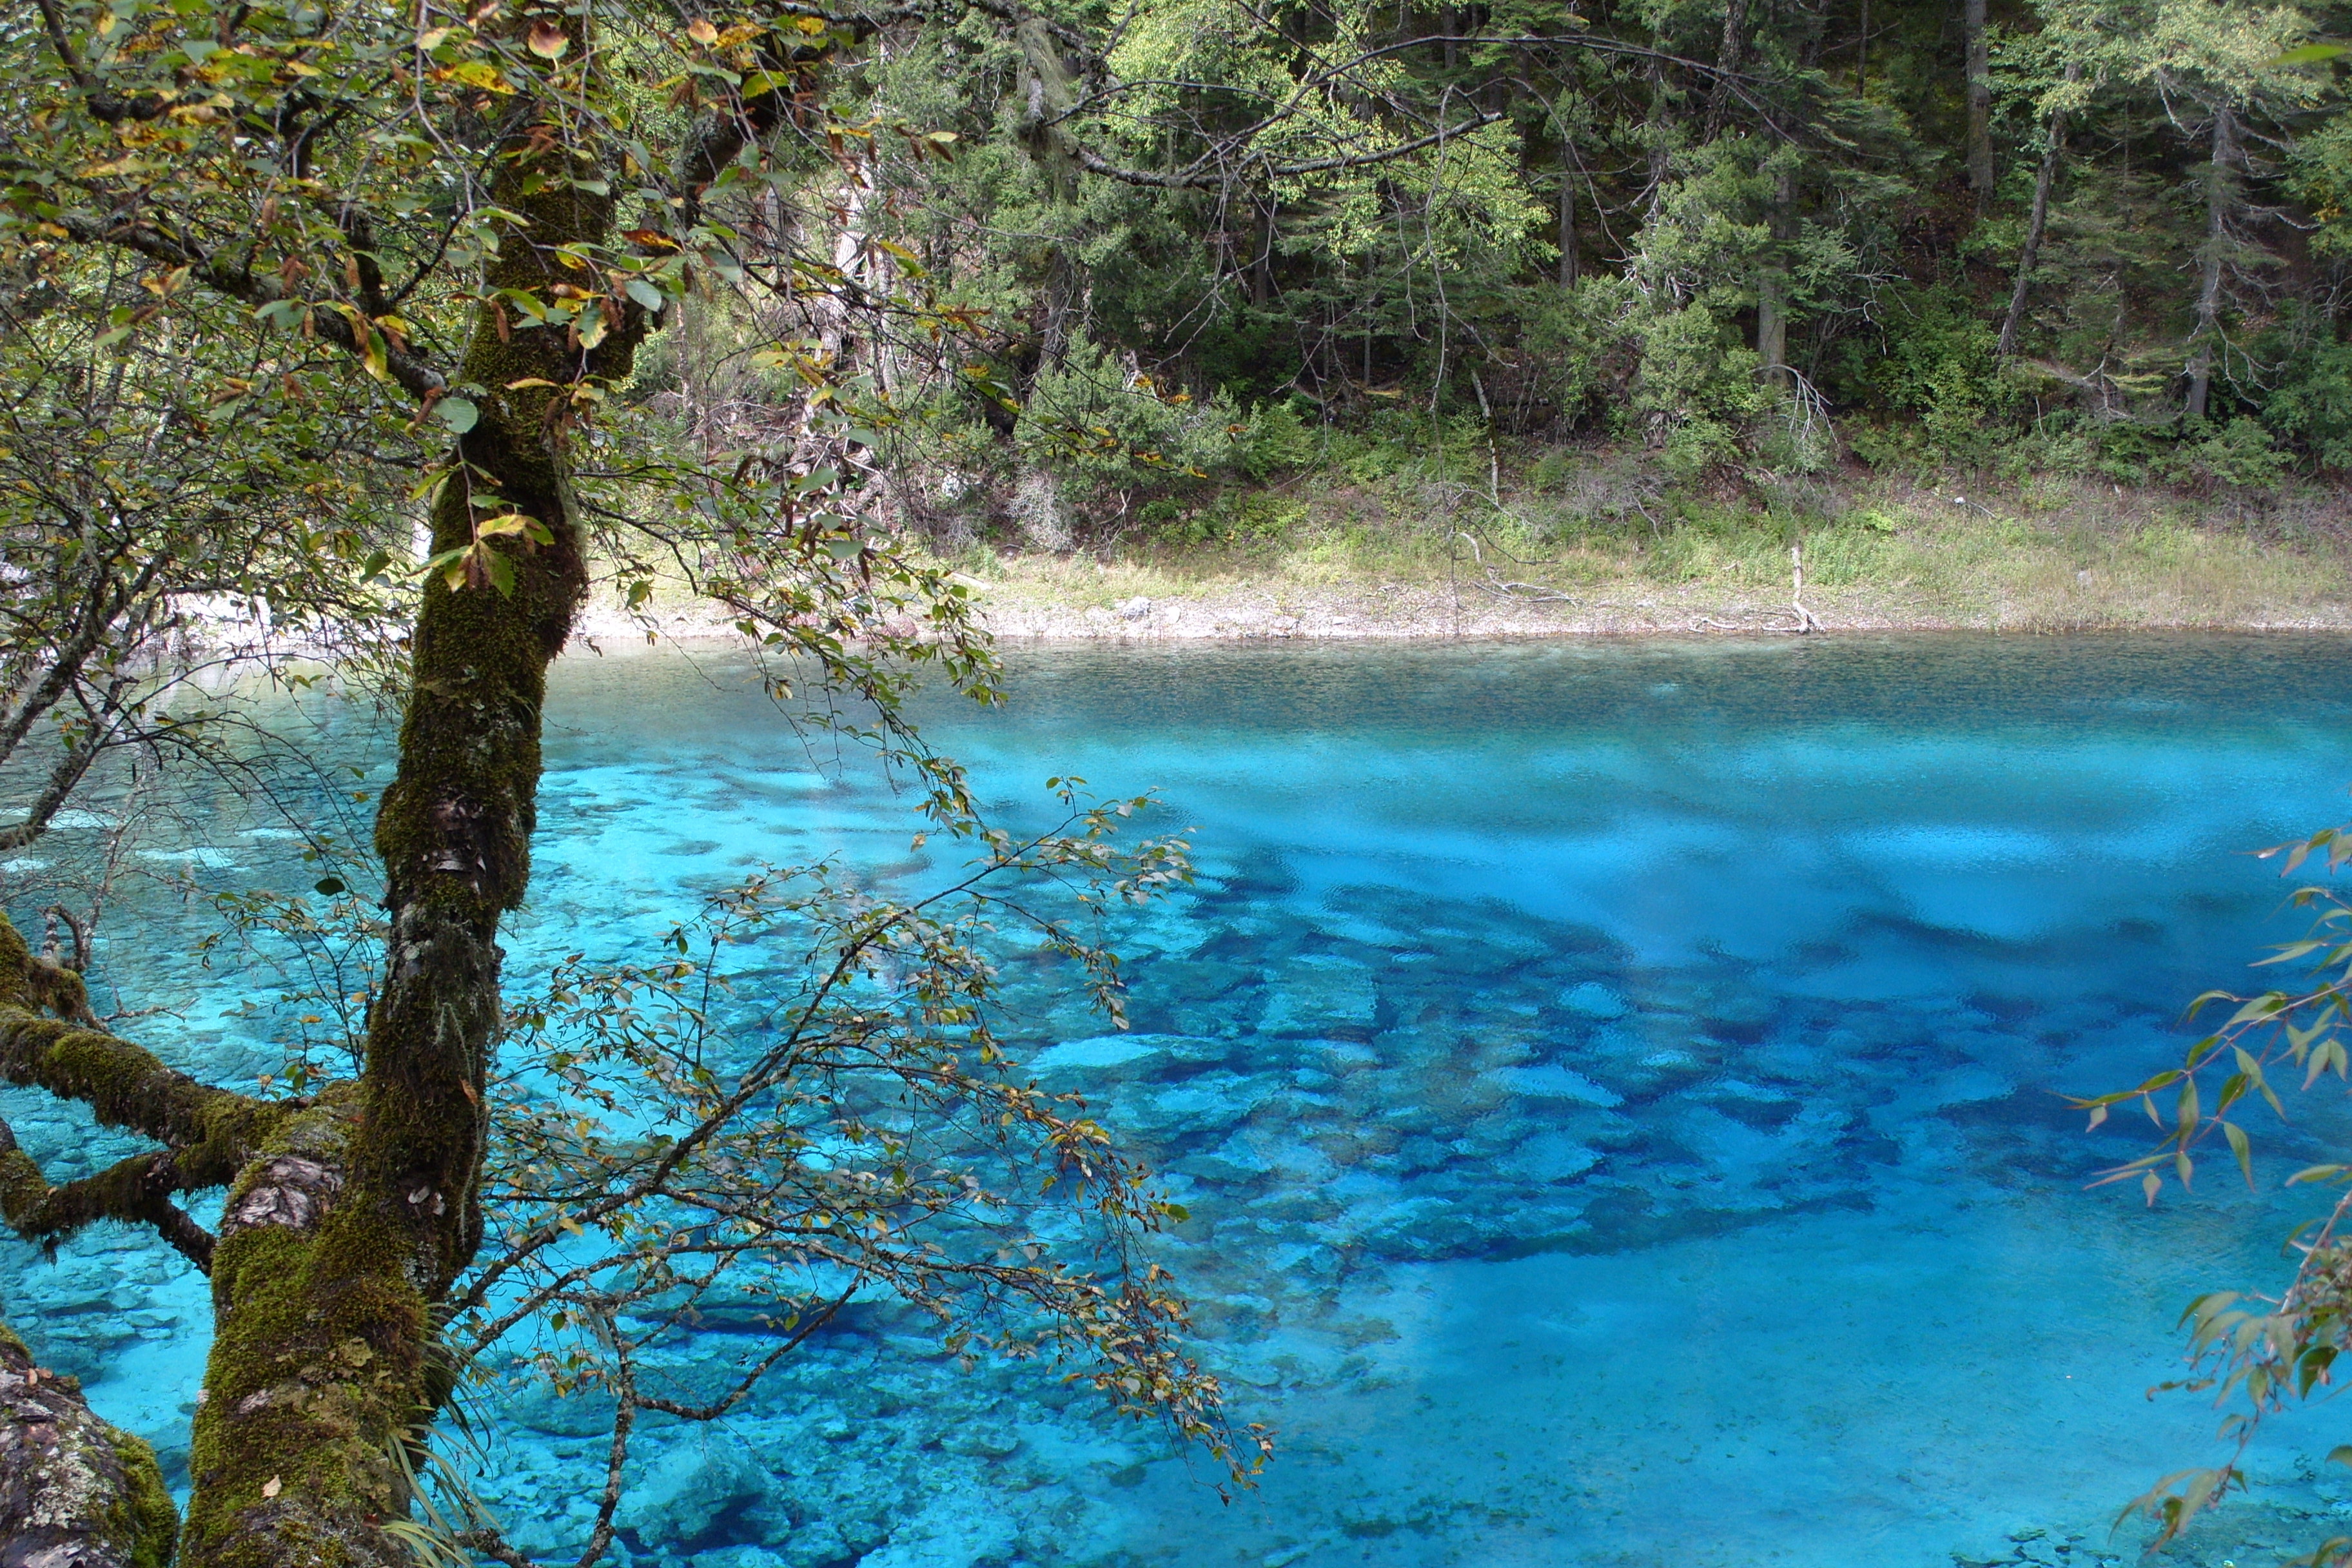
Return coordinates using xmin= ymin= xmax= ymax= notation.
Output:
xmin=0 ymin=1122 xmax=216 ymax=1271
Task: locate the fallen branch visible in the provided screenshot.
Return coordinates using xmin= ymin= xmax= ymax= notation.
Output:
xmin=1692 ymin=544 xmax=1821 ymax=634
xmin=1455 ymin=531 xmax=1578 ymax=604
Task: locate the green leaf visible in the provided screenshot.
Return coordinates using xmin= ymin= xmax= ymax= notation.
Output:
xmin=2271 ymin=42 xmax=2346 ymax=64
xmin=314 ymin=876 xmax=346 ymax=896
xmin=434 ymin=396 xmax=480 ymax=434
xmin=623 ymin=277 xmax=666 ymax=313
xmin=418 ymin=545 xmax=471 ymax=584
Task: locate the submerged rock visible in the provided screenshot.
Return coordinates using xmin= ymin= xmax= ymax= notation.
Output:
xmin=1258 ymin=956 xmax=1379 ymax=1037
xmin=1558 ymin=981 xmax=1632 ymax=1019
xmin=614 ymin=1436 xmax=777 ymax=1549
xmin=1478 ymin=1063 xmax=1623 ymax=1107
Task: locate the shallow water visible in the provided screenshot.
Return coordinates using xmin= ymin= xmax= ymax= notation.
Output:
xmin=16 ymin=632 xmax=2352 ymax=1567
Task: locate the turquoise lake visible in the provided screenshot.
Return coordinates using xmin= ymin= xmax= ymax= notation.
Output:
xmin=13 ymin=632 xmax=2352 ymax=1567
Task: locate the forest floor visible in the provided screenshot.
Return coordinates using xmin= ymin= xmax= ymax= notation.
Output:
xmin=575 ymin=464 xmax=2352 ymax=644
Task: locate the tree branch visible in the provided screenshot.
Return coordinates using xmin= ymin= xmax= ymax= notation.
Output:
xmin=28 ymin=0 xmax=166 ymax=122
xmin=0 ymin=1124 xmax=217 ymax=1272
xmin=50 ymin=211 xmax=450 ymax=398
xmin=1070 ymin=110 xmax=1507 ymax=189
xmin=0 ymin=914 xmax=289 ymax=1159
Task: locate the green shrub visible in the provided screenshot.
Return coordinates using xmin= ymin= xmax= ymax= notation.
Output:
xmin=2159 ymin=417 xmax=2289 ymax=491
xmin=1839 ymin=286 xmax=2019 ymax=464
xmin=2260 ymin=330 xmax=2352 ymax=470
xmin=1627 ymin=304 xmax=1769 ymax=480
xmin=1520 ymin=277 xmax=1640 ymax=431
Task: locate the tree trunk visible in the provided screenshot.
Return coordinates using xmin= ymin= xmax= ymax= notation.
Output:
xmin=2185 ymin=103 xmax=2240 ymax=421
xmin=1997 ymin=61 xmax=2075 ymax=360
xmin=1965 ymin=0 xmax=1993 ymax=210
xmin=1644 ymin=56 xmax=1671 ymax=214
xmin=1558 ymin=143 xmax=1580 ymax=288
xmin=177 ymin=94 xmax=639 ymax=1568
xmin=1704 ymin=0 xmax=1750 ymax=141
xmin=1759 ymin=164 xmax=1794 ymax=387
xmin=0 ymin=1322 xmax=177 ymax=1568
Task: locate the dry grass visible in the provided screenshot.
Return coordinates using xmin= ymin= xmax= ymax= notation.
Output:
xmin=936 ymin=466 xmax=2352 ymax=638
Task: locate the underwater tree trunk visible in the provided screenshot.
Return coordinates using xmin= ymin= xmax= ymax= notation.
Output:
xmin=176 ymin=95 xmax=637 ymax=1568
xmin=2184 ymin=103 xmax=2239 ymax=421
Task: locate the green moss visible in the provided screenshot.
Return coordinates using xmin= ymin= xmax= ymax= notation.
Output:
xmin=185 ymin=1105 xmax=422 ymax=1568
xmin=106 ymin=1426 xmax=181 ymax=1568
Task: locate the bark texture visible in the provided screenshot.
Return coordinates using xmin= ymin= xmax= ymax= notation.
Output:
xmin=1758 ymin=164 xmax=1795 ymax=386
xmin=179 ymin=104 xmax=638 ymax=1568
xmin=1964 ymin=0 xmax=1992 ymax=208
xmin=0 ymin=1326 xmax=177 ymax=1568
xmin=1703 ymin=0 xmax=1749 ymax=141
xmin=2185 ymin=103 xmax=2240 ymax=420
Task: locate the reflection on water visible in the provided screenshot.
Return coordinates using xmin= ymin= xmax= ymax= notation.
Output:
xmin=15 ymin=633 xmax=2352 ymax=1567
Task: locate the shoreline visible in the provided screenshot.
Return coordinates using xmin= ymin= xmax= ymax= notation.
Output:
xmin=571 ymin=576 xmax=2352 ymax=649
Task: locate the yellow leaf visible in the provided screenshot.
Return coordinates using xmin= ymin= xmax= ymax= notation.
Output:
xmin=686 ymin=16 xmax=717 ymax=44
xmin=440 ymin=59 xmax=512 ymax=92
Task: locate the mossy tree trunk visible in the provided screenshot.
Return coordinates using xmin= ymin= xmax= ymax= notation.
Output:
xmin=0 ymin=1320 xmax=178 ymax=1568
xmin=177 ymin=96 xmax=640 ymax=1568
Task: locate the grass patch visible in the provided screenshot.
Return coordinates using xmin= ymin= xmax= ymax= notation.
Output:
xmin=943 ymin=450 xmax=2352 ymax=632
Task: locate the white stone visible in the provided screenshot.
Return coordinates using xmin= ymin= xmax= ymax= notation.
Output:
xmin=1480 ymin=1064 xmax=1623 ymax=1107
xmin=1558 ymin=981 xmax=1631 ymax=1020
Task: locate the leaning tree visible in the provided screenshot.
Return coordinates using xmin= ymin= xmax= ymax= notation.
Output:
xmin=0 ymin=0 xmax=1303 ymax=1559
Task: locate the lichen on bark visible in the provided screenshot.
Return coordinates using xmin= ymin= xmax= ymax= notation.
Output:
xmin=0 ymin=1319 xmax=179 ymax=1568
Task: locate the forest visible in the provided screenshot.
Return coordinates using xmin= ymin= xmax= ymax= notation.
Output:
xmin=645 ymin=0 xmax=2352 ymax=549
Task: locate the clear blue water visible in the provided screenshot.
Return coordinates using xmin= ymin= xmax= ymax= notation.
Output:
xmin=12 ymin=632 xmax=2352 ymax=1567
